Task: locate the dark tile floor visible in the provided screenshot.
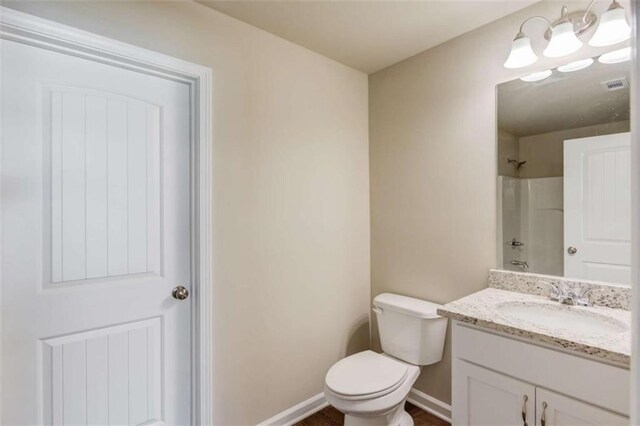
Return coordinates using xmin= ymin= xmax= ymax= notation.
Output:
xmin=294 ymin=402 xmax=450 ymax=426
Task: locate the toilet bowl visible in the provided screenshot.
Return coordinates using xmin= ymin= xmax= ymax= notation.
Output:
xmin=325 ymin=351 xmax=420 ymax=425
xmin=324 ymin=294 xmax=447 ymax=426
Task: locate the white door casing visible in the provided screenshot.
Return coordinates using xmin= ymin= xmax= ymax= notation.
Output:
xmin=564 ymin=133 xmax=632 ymax=284
xmin=631 ymin=2 xmax=640 ymax=424
xmin=0 ymin=7 xmax=212 ymax=425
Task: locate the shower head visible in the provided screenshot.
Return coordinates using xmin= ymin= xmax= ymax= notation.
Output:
xmin=508 ymin=158 xmax=527 ymax=169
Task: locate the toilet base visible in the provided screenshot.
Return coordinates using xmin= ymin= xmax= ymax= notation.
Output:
xmin=343 ymin=401 xmax=413 ymax=426
xmin=398 ymin=411 xmax=414 ymax=426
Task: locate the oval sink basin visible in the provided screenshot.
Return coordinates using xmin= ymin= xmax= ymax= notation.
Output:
xmin=495 ymin=301 xmax=629 ymax=334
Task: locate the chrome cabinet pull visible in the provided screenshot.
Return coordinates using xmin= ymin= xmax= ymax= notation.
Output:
xmin=541 ymin=401 xmax=547 ymax=426
xmin=522 ymin=395 xmax=528 ymax=426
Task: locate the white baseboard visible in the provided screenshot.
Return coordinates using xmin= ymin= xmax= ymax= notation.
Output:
xmin=257 ymin=388 xmax=451 ymax=426
xmin=257 ymin=392 xmax=328 ymax=426
xmin=407 ymin=388 xmax=452 ymax=423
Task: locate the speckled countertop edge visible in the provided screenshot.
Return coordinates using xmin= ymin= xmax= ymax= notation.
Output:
xmin=437 ymin=288 xmax=631 ymax=367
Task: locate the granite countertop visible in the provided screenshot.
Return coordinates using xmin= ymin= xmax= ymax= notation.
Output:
xmin=437 ymin=288 xmax=631 ymax=367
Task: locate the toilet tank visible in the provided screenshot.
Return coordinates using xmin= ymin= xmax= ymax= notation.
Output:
xmin=373 ymin=293 xmax=448 ymax=366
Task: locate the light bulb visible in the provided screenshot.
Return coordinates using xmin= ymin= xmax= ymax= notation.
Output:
xmin=520 ymin=70 xmax=553 ymax=82
xmin=557 ymin=58 xmax=594 ymax=72
xmin=598 ymin=47 xmax=631 ymax=64
xmin=543 ymin=21 xmax=583 ymax=58
xmin=589 ymin=2 xmax=631 ymax=47
xmin=504 ymin=32 xmax=538 ymax=69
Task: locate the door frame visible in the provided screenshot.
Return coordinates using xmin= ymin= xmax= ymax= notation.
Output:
xmin=632 ymin=2 xmax=639 ymax=424
xmin=0 ymin=6 xmax=214 ymax=424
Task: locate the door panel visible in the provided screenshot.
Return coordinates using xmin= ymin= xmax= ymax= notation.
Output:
xmin=453 ymin=360 xmax=535 ymax=426
xmin=44 ymin=86 xmax=162 ymax=285
xmin=2 ymin=38 xmax=191 ymax=425
xmin=536 ymin=388 xmax=627 ymax=425
xmin=564 ymin=133 xmax=631 ymax=284
xmin=42 ymin=319 xmax=162 ymax=425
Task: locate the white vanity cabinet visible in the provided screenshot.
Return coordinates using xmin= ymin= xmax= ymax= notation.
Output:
xmin=452 ymin=322 xmax=630 ymax=426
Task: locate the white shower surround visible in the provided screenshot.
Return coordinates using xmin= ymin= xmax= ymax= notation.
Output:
xmin=498 ymin=176 xmax=564 ymax=276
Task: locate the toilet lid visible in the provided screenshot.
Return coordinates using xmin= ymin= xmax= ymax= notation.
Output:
xmin=325 ymin=351 xmax=408 ymax=398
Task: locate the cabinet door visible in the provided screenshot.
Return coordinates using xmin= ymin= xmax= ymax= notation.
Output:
xmin=536 ymin=388 xmax=628 ymax=426
xmin=453 ymin=360 xmax=535 ymax=426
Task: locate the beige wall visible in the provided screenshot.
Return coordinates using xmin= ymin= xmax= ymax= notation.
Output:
xmin=518 ymin=121 xmax=630 ymax=178
xmin=368 ymin=1 xmax=624 ymax=405
xmin=4 ymin=1 xmax=371 ymax=424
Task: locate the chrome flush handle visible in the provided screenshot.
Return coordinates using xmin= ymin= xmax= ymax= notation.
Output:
xmin=522 ymin=395 xmax=528 ymax=426
xmin=541 ymin=401 xmax=548 ymax=426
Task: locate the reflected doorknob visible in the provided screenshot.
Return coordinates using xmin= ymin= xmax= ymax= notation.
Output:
xmin=567 ymin=246 xmax=578 ymax=255
xmin=172 ymin=285 xmax=189 ymax=300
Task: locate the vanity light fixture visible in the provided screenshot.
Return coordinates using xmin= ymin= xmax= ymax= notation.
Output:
xmin=520 ymin=69 xmax=553 ymax=82
xmin=589 ymin=0 xmax=631 ymax=47
xmin=598 ymin=46 xmax=631 ymax=64
xmin=504 ymin=1 xmax=609 ymax=68
xmin=557 ymin=57 xmax=594 ymax=72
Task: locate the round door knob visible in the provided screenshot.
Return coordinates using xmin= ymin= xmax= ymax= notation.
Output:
xmin=567 ymin=246 xmax=578 ymax=255
xmin=172 ymin=285 xmax=189 ymax=300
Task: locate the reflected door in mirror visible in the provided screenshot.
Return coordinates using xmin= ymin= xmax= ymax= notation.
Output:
xmin=564 ymin=133 xmax=631 ymax=285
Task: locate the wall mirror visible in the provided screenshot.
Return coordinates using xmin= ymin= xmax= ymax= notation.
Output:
xmin=496 ymin=53 xmax=631 ymax=285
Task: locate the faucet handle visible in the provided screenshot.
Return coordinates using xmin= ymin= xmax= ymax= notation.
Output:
xmin=575 ymin=287 xmax=603 ymax=306
xmin=538 ymin=280 xmax=561 ymax=300
xmin=577 ymin=286 xmax=601 ymax=296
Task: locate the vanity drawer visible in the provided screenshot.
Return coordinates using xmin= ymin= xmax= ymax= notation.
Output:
xmin=452 ymin=322 xmax=630 ymax=416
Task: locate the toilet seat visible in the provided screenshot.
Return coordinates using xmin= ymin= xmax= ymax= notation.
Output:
xmin=325 ymin=351 xmax=408 ymax=400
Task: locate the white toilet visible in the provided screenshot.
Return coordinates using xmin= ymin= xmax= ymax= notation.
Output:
xmin=324 ymin=293 xmax=448 ymax=426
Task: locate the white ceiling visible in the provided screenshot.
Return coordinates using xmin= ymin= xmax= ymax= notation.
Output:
xmin=197 ymin=0 xmax=538 ymax=74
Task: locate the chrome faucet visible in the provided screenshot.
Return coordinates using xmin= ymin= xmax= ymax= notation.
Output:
xmin=538 ymin=281 xmax=600 ymax=307
xmin=511 ymin=260 xmax=529 ymax=270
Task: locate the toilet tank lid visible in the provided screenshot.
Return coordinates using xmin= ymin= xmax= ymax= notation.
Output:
xmin=373 ymin=293 xmax=442 ymax=319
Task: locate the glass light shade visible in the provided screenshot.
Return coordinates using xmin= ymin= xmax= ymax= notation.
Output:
xmin=504 ymin=34 xmax=538 ymax=69
xmin=543 ymin=21 xmax=583 ymax=57
xmin=557 ymin=58 xmax=594 ymax=72
xmin=598 ymin=47 xmax=631 ymax=64
xmin=520 ymin=70 xmax=553 ymax=82
xmin=589 ymin=6 xmax=630 ymax=47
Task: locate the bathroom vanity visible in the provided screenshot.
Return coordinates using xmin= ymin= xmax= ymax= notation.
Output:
xmin=470 ymin=52 xmax=635 ymax=426
xmin=438 ymin=272 xmax=631 ymax=426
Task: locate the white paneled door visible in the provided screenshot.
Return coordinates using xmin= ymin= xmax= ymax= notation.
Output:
xmin=2 ymin=38 xmax=192 ymax=425
xmin=564 ymin=133 xmax=631 ymax=285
